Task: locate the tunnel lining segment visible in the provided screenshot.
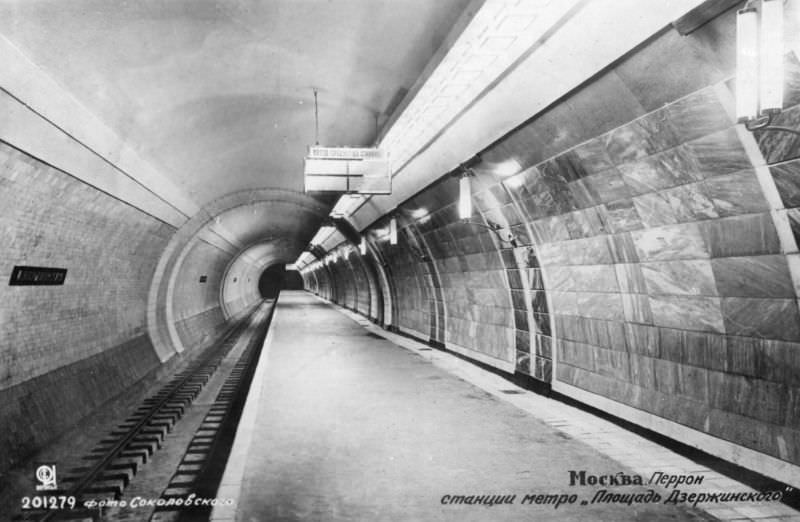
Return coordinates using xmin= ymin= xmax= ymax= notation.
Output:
xmin=147 ymin=189 xmax=328 ymax=360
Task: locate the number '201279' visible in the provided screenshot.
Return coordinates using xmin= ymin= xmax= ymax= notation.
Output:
xmin=21 ymin=496 xmax=77 ymax=510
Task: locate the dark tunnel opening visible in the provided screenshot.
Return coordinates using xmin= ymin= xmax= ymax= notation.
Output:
xmin=258 ymin=264 xmax=286 ymax=299
xmin=284 ymin=269 xmax=304 ymax=290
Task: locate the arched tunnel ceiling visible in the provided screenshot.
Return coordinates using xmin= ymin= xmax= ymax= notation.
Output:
xmin=0 ymin=0 xmax=472 ymax=211
xmin=194 ymin=191 xmax=332 ymax=263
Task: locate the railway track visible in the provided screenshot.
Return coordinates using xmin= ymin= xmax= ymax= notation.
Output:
xmin=16 ymin=300 xmax=275 ymax=522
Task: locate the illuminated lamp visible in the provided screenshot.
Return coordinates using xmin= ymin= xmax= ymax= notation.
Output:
xmin=389 ymin=217 xmax=398 ymax=245
xmin=737 ymin=0 xmax=799 ymax=136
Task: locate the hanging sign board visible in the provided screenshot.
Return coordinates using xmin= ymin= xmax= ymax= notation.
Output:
xmin=304 ymin=146 xmax=391 ymax=194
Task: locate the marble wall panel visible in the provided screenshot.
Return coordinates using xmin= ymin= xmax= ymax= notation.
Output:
xmin=632 ymin=223 xmax=710 ymax=261
xmin=575 ymin=292 xmax=624 ymax=321
xmin=531 ymin=215 xmax=571 ymax=243
xmin=788 ymin=208 xmax=800 ymax=246
xmin=769 ymin=159 xmax=800 ymax=208
xmin=703 ymin=169 xmax=770 ymax=217
xmin=641 ymin=259 xmax=718 ymax=296
xmin=614 ymin=263 xmax=647 ymax=294
xmin=641 ymin=183 xmax=719 ymax=226
xmin=546 ymin=265 xmax=575 ymax=292
xmin=558 ymin=316 xmax=625 ymax=351
xmin=582 ymin=170 xmax=632 ymax=203
xmin=721 ymin=298 xmax=800 ymax=341
xmin=649 ymin=295 xmax=725 ymax=333
xmin=605 ymin=119 xmax=673 ymax=164
xmin=567 ymin=178 xmax=599 ymax=209
xmin=756 ymin=105 xmax=800 ymax=165
xmin=725 ymin=335 xmax=761 ymax=378
xmin=549 ymin=292 xmax=578 ymax=316
xmin=558 ymin=339 xmax=597 ymax=372
xmin=763 ymin=340 xmax=800 ymax=387
xmin=533 ymin=312 xmax=551 ymax=336
xmin=568 ymin=265 xmax=619 ymax=293
xmin=538 ymin=335 xmax=553 ymax=359
xmin=624 ymin=323 xmax=661 ymax=357
xmin=603 ymin=200 xmax=644 ymax=232
xmin=617 ymin=146 xmax=702 ymax=196
xmin=572 ymin=136 xmax=614 ymax=175
xmin=675 ymin=363 xmax=709 ymax=403
xmin=707 ymin=409 xmax=787 ymax=461
xmin=510 ymin=288 xmax=526 ymax=310
xmin=538 ymin=237 xmax=612 ymax=266
xmin=653 ymin=358 xmax=680 ymax=395
xmin=629 ymin=354 xmax=656 ymax=389
xmin=684 ymin=128 xmax=751 ymax=179
xmin=622 ymin=293 xmax=653 ymax=325
xmin=614 ymin=29 xmax=726 ymax=112
xmin=564 ymin=208 xmax=603 ymax=239
xmin=698 ymin=213 xmax=781 ymax=258
xmin=469 ymin=288 xmax=511 ymax=308
xmin=712 ymin=255 xmax=796 ymax=298
xmin=565 ymin=69 xmax=649 ymax=141
xmin=633 ymin=192 xmax=680 ymax=228
xmin=665 ymin=87 xmax=732 ymax=142
xmin=593 ymin=345 xmax=630 ymax=381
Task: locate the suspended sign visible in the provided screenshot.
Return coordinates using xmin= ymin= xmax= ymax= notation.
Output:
xmin=304 ymin=146 xmax=391 ymax=194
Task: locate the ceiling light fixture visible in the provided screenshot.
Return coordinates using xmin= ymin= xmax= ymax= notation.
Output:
xmin=737 ymin=0 xmax=800 ymax=135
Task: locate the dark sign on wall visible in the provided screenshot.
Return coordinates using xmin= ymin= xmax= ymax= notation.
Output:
xmin=9 ymin=266 xmax=68 ymax=286
xmin=199 ymin=275 xmax=208 ymax=283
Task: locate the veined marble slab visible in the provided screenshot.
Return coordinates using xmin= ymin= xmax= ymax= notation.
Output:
xmin=698 ymin=213 xmax=781 ymax=257
xmin=622 ymin=292 xmax=654 ymax=324
xmin=641 ymin=259 xmax=718 ymax=296
xmin=648 ymin=295 xmax=725 ymax=333
xmin=572 ymin=136 xmax=614 ymax=175
xmin=632 ymin=223 xmax=710 ymax=261
xmin=711 ymin=255 xmax=795 ymax=298
xmin=575 ymin=291 xmax=625 ymax=321
xmin=615 ymin=263 xmax=648 ymax=294
xmin=634 ymin=183 xmax=718 ymax=227
xmin=685 ymin=127 xmax=751 ymax=178
xmin=665 ymin=87 xmax=732 ymax=143
xmin=721 ymin=297 xmax=800 ymax=341
xmin=703 ymin=169 xmax=769 ymax=217
xmin=618 ymin=146 xmax=702 ymax=196
xmin=604 ymin=199 xmax=644 ymax=232
xmin=770 ymin=159 xmax=800 ymax=208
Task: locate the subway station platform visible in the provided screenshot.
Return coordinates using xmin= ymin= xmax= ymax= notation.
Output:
xmin=209 ymin=292 xmax=800 ymax=522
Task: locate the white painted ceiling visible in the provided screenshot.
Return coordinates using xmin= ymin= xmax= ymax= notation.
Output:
xmin=0 ymin=0 xmax=472 ymax=208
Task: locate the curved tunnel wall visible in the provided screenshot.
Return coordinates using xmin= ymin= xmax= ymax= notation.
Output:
xmin=303 ymin=12 xmax=800 ymax=476
xmin=0 ymin=141 xmax=176 ymax=472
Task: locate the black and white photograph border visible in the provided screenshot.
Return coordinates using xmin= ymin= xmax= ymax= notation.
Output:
xmin=1 ymin=0 xmax=800 ymax=521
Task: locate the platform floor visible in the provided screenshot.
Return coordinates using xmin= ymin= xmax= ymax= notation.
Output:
xmin=211 ymin=292 xmax=799 ymax=522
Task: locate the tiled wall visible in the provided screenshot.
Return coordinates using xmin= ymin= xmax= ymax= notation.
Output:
xmin=303 ymin=13 xmax=800 ymax=468
xmin=0 ymin=142 xmax=175 ymax=472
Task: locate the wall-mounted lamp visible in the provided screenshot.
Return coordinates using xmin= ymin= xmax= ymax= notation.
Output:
xmin=389 ymin=217 xmax=398 ymax=245
xmin=737 ymin=0 xmax=800 ymax=135
xmin=359 ymin=237 xmax=367 ymax=255
xmin=458 ymin=169 xmax=473 ymax=220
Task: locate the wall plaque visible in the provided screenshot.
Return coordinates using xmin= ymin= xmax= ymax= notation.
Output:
xmin=9 ymin=266 xmax=67 ymax=286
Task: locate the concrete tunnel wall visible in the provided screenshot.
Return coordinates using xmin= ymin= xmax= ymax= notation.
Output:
xmin=301 ymin=10 xmax=800 ymax=483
